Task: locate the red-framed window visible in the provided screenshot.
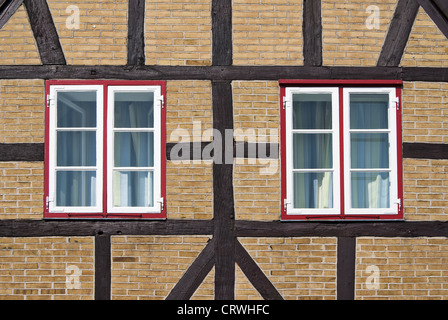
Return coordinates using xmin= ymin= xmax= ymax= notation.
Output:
xmin=44 ymin=80 xmax=166 ymax=219
xmin=280 ymin=80 xmax=403 ymax=221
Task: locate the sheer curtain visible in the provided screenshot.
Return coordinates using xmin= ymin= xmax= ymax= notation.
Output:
xmin=56 ymin=91 xmax=97 ymax=207
xmin=113 ymin=92 xmax=154 ymax=208
xmin=292 ymin=95 xmax=333 ymax=209
xmin=350 ymin=94 xmax=390 ymax=209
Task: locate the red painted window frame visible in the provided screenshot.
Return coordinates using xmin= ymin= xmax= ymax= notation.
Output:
xmin=44 ymin=80 xmax=167 ymax=219
xmin=280 ymin=79 xmax=404 ymax=221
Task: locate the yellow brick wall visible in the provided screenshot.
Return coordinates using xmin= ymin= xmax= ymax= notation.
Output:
xmin=233 ymin=81 xmax=281 ymax=221
xmin=322 ymin=0 xmax=396 ymax=66
xmin=0 ymin=6 xmax=41 ymax=65
xmin=111 ymin=235 xmax=212 ymax=299
xmin=48 ymin=0 xmax=128 ymax=65
xmin=0 ymin=80 xmax=44 ymax=144
xmin=237 ymin=237 xmax=337 ymax=300
xmin=0 ymin=162 xmax=44 ymax=220
xmin=402 ymin=81 xmax=448 ymax=144
xmin=402 ymin=7 xmax=448 ymax=68
xmin=356 ymin=237 xmax=448 ymax=300
xmin=403 ymin=159 xmax=448 ymax=221
xmin=232 ymin=0 xmax=303 ymax=65
xmin=145 ymin=0 xmax=211 ymax=66
xmin=0 ymin=237 xmax=94 ymax=300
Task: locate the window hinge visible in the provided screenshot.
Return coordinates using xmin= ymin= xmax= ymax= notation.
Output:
xmin=45 ymin=195 xmax=54 ymax=210
xmin=46 ymin=94 xmax=51 ymax=107
xmin=393 ymin=97 xmax=400 ymax=110
xmin=159 ymin=95 xmax=165 ymax=109
xmin=395 ymin=198 xmax=402 ymax=212
xmin=157 ymin=197 xmax=165 ymax=211
xmin=282 ymin=97 xmax=289 ymax=109
xmin=284 ymin=199 xmax=291 ymax=212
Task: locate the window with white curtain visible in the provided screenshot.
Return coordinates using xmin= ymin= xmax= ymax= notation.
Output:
xmin=45 ymin=81 xmax=166 ymax=219
xmin=282 ymin=83 xmax=403 ymax=221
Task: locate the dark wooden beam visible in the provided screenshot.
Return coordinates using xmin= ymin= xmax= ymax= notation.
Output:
xmin=403 ymin=142 xmax=448 ymax=159
xmin=0 ymin=0 xmax=23 ymax=30
xmin=235 ymin=221 xmax=448 ymax=238
xmin=0 ymin=65 xmax=407 ymax=81
xmin=127 ymin=0 xmax=145 ymax=66
xmin=0 ymin=219 xmax=213 ymax=237
xmin=95 ymin=233 xmax=111 ymax=300
xmin=23 ymin=0 xmax=66 ymax=65
xmin=212 ymin=81 xmax=235 ymax=300
xmin=0 ymin=143 xmax=44 ymax=161
xmin=377 ymin=0 xmax=420 ymax=67
xmin=417 ymin=0 xmax=448 ymax=39
xmin=212 ymin=0 xmax=232 ymax=66
xmin=166 ymin=238 xmax=215 ymax=300
xmin=235 ymin=240 xmax=283 ymax=300
xmin=303 ymin=0 xmax=322 ymax=66
xmin=337 ymin=237 xmax=356 ymax=300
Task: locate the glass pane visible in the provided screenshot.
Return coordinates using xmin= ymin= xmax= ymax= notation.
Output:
xmin=350 ymin=94 xmax=388 ymax=129
xmin=293 ymin=134 xmax=333 ymax=169
xmin=351 ymin=172 xmax=390 ymax=209
xmin=114 ymin=132 xmax=154 ymax=167
xmin=292 ymin=94 xmax=332 ymax=130
xmin=351 ymin=133 xmax=389 ymax=169
xmin=57 ymin=91 xmax=97 ymax=128
xmin=57 ymin=131 xmax=96 ymax=167
xmin=56 ymin=171 xmax=96 ymax=207
xmin=113 ymin=171 xmax=154 ymax=207
xmin=114 ymin=92 xmax=154 ymax=128
xmin=293 ymin=172 xmax=333 ymax=209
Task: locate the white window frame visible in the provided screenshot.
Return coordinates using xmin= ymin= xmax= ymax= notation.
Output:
xmin=284 ymin=87 xmax=341 ymax=216
xmin=284 ymin=86 xmax=401 ymax=218
xmin=343 ymin=87 xmax=399 ymax=216
xmin=106 ymin=85 xmax=163 ymax=214
xmin=48 ymin=85 xmax=104 ymax=214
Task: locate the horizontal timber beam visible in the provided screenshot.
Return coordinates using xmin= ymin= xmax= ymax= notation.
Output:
xmin=2 ymin=220 xmax=448 ymax=238
xmin=0 ymin=219 xmax=213 ymax=237
xmin=235 ymin=221 xmax=448 ymax=238
xmin=2 ymin=65 xmax=448 ymax=81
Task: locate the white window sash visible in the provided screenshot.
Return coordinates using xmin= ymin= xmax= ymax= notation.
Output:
xmin=343 ymin=87 xmax=399 ymax=216
xmin=48 ymin=85 xmax=104 ymax=213
xmin=106 ymin=85 xmax=162 ymax=214
xmin=285 ymin=87 xmax=341 ymax=216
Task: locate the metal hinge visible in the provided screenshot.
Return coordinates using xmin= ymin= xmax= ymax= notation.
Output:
xmin=45 ymin=195 xmax=54 ymax=210
xmin=284 ymin=199 xmax=291 ymax=212
xmin=157 ymin=197 xmax=165 ymax=211
xmin=392 ymin=97 xmax=400 ymax=111
xmin=159 ymin=95 xmax=165 ymax=108
xmin=46 ymin=94 xmax=52 ymax=107
xmin=395 ymin=198 xmax=402 ymax=212
xmin=283 ymin=97 xmax=289 ymax=109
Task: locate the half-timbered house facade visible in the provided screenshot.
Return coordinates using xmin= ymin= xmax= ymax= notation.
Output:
xmin=1 ymin=0 xmax=448 ymax=300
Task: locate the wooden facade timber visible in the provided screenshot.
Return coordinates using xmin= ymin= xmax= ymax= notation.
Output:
xmin=1 ymin=0 xmax=448 ymax=301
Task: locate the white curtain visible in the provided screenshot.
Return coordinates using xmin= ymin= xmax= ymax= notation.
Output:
xmin=350 ymin=95 xmax=390 ymax=209
xmin=292 ymin=97 xmax=333 ymax=209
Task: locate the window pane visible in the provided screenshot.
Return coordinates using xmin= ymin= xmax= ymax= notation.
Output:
xmin=350 ymin=94 xmax=388 ymax=129
xmin=351 ymin=172 xmax=390 ymax=209
xmin=113 ymin=171 xmax=154 ymax=207
xmin=293 ymin=172 xmax=333 ymax=209
xmin=351 ymin=133 xmax=389 ymax=169
xmin=114 ymin=92 xmax=154 ymax=128
xmin=57 ymin=131 xmax=96 ymax=167
xmin=114 ymin=132 xmax=154 ymax=167
xmin=57 ymin=91 xmax=97 ymax=128
xmin=293 ymin=94 xmax=332 ymax=130
xmin=56 ymin=171 xmax=96 ymax=207
xmin=293 ymin=134 xmax=333 ymax=169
